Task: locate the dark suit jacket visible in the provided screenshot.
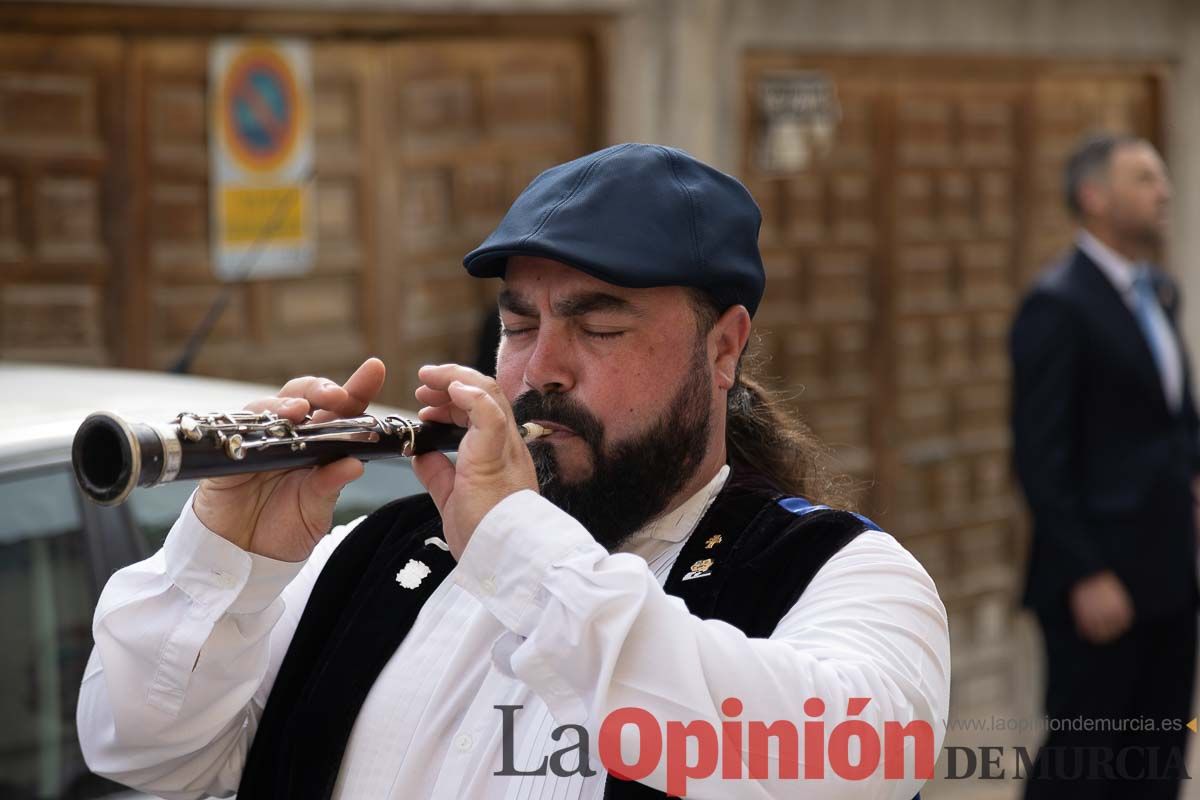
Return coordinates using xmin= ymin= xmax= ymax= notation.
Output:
xmin=1010 ymin=246 xmax=1200 ymax=623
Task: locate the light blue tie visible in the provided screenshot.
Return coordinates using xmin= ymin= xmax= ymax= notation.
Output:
xmin=1132 ymin=267 xmax=1172 ymax=390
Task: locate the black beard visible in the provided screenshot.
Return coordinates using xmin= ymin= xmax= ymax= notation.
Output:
xmin=510 ymin=352 xmax=712 ymax=552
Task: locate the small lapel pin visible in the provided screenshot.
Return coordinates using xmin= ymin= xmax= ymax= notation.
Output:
xmin=396 ymin=559 xmax=432 ymax=589
xmin=682 ymin=557 xmax=714 ymax=582
xmin=704 ymin=534 xmax=722 ymax=550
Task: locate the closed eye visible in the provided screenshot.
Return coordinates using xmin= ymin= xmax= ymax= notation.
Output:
xmin=500 ymin=326 xmax=535 ymax=338
xmin=585 ymin=330 xmax=624 ymax=340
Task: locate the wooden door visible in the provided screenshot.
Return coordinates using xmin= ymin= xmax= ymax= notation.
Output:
xmin=0 ymin=35 xmax=124 ymax=366
xmin=741 ymin=54 xmax=1166 ymax=720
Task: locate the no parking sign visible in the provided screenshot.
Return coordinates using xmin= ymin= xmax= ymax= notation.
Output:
xmin=210 ymin=39 xmax=315 ymax=280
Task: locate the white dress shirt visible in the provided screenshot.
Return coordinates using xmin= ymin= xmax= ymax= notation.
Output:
xmin=78 ymin=465 xmax=950 ymax=800
xmin=1077 ymin=229 xmax=1183 ymax=410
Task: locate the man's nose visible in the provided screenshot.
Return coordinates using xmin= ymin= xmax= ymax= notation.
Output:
xmin=523 ymin=328 xmax=577 ymax=394
xmin=1154 ymin=172 xmax=1173 ymax=202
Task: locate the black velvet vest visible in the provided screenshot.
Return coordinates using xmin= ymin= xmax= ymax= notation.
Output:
xmin=238 ymin=467 xmax=877 ymax=799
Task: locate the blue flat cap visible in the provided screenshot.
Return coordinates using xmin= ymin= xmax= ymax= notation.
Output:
xmin=463 ymin=143 xmax=766 ymax=317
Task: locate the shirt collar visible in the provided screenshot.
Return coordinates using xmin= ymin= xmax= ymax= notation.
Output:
xmin=626 ymin=464 xmax=731 ymax=546
xmin=1077 ymin=228 xmax=1140 ymax=296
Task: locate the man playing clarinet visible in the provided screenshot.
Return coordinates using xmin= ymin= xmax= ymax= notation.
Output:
xmin=78 ymin=143 xmax=949 ymax=799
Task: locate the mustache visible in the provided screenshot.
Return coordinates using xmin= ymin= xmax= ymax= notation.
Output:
xmin=510 ymin=391 xmax=605 ymax=451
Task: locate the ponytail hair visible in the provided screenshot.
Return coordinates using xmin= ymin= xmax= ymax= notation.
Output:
xmin=688 ymin=289 xmax=855 ymax=509
xmin=725 ymin=368 xmax=855 ymax=508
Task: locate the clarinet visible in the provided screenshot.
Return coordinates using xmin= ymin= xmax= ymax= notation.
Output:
xmin=72 ymin=410 xmax=549 ymax=506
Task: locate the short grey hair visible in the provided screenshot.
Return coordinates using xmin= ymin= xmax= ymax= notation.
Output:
xmin=1064 ymin=133 xmax=1142 ymax=218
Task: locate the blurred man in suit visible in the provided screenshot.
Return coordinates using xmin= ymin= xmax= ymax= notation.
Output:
xmin=1011 ymin=133 xmax=1200 ymax=799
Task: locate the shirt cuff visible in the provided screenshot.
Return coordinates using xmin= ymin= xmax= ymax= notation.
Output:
xmin=453 ymin=489 xmax=600 ymax=635
xmin=163 ymin=492 xmax=307 ymax=616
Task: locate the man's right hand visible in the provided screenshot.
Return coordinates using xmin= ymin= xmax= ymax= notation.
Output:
xmin=192 ymin=358 xmax=387 ymax=562
xmin=1069 ymin=570 xmax=1134 ymax=644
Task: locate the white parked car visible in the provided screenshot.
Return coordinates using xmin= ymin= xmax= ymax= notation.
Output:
xmin=0 ymin=363 xmax=424 ymax=799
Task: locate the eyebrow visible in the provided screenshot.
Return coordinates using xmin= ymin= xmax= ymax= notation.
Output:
xmin=497 ymin=290 xmax=537 ymax=317
xmin=498 ymin=289 xmax=642 ymax=319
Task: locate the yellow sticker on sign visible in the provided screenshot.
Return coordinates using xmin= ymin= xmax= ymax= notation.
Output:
xmin=220 ymin=187 xmax=306 ymax=245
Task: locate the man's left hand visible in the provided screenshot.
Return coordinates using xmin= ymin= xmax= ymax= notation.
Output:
xmin=411 ymin=364 xmax=539 ymax=559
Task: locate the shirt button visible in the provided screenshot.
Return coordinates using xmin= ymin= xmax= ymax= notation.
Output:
xmin=215 ymin=572 xmax=236 ymax=589
xmin=480 ymin=577 xmax=497 ymax=595
xmin=455 ymin=733 xmax=474 ymax=752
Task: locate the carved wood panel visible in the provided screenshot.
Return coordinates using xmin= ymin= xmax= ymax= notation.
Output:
xmin=0 ymin=35 xmax=122 ymax=365
xmin=890 ymin=80 xmax=1025 ymax=717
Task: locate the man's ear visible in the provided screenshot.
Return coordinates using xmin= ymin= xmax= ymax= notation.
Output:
xmin=1079 ymin=179 xmax=1109 ymax=219
xmin=710 ymin=305 xmax=752 ymax=391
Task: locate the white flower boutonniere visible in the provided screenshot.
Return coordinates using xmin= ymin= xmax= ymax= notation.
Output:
xmin=395 ymin=559 xmax=432 ymax=590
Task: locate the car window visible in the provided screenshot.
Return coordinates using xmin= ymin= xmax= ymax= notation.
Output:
xmin=0 ymin=469 xmax=125 ymax=798
xmin=127 ymin=459 xmax=426 ymax=553
xmin=331 ymin=459 xmax=425 ymax=527
xmin=127 ymin=479 xmax=200 ymax=553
